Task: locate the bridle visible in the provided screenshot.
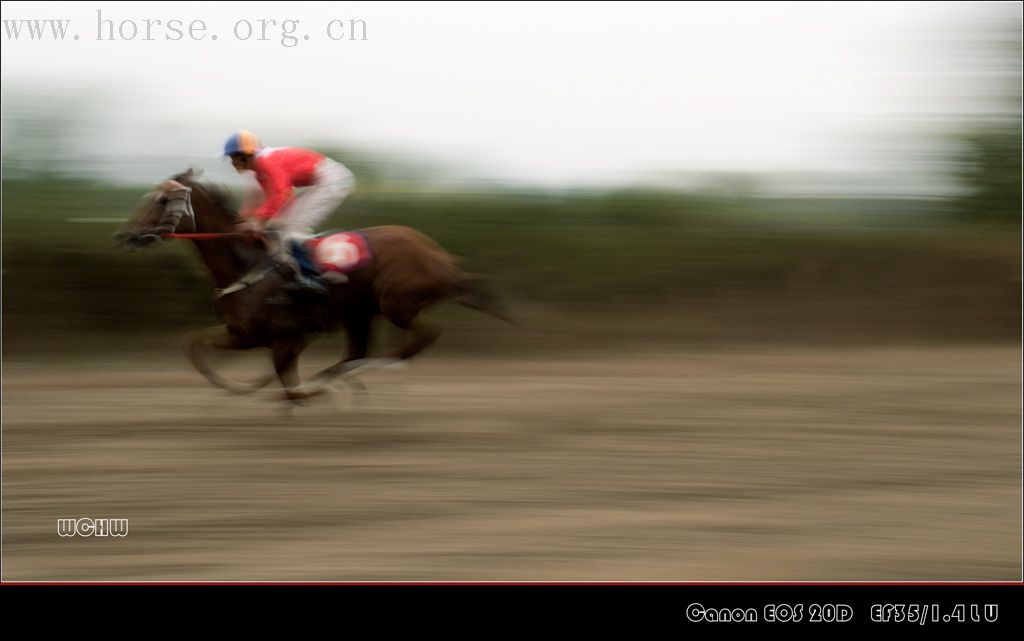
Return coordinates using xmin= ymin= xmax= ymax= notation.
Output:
xmin=155 ymin=180 xmax=196 ymax=235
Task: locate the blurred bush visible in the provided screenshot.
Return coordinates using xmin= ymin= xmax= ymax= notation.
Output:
xmin=2 ymin=176 xmax=1019 ymax=355
xmin=954 ymin=123 xmax=1022 ymax=224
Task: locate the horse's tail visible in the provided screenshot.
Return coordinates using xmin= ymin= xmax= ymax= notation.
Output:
xmin=450 ymin=274 xmax=516 ymax=326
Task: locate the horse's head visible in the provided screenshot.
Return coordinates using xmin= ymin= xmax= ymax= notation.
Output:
xmin=115 ymin=168 xmax=240 ymax=250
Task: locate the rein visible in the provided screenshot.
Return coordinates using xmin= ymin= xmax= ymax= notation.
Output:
xmin=164 ymin=233 xmax=244 ymax=240
xmin=157 ymin=184 xmax=266 ymax=298
xmin=162 ymin=230 xmax=274 ymax=299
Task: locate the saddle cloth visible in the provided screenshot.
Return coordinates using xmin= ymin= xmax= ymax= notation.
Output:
xmin=299 ymin=231 xmax=373 ymax=274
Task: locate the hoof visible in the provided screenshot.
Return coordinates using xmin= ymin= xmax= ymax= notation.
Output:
xmin=281 ymin=391 xmax=308 ymax=404
xmin=378 ymin=358 xmax=408 ymax=371
xmin=280 ymin=386 xmax=331 ymax=403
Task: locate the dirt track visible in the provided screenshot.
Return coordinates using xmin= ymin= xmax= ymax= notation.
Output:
xmin=3 ymin=346 xmax=1020 ymax=580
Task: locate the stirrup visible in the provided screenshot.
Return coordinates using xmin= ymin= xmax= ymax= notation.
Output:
xmin=283 ymin=272 xmax=328 ymax=294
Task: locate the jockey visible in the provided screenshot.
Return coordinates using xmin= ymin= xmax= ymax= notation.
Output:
xmin=223 ymin=130 xmax=356 ymax=293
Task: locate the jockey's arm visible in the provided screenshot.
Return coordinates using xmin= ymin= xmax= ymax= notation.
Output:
xmin=235 ymin=183 xmax=268 ymax=238
xmin=249 ymin=166 xmax=294 ymax=222
xmin=237 ymin=182 xmax=265 ymax=220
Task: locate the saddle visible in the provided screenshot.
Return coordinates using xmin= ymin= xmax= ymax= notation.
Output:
xmin=280 ymin=230 xmax=374 ymax=294
xmin=216 ymin=231 xmax=372 ymax=302
xmin=294 ymin=230 xmax=373 ymax=278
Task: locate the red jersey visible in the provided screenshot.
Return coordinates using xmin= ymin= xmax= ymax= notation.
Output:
xmin=243 ymin=147 xmax=326 ymax=220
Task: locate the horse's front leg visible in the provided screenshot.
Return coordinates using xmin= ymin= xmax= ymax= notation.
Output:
xmin=183 ymin=325 xmax=274 ymax=394
xmin=271 ymin=337 xmax=315 ymax=403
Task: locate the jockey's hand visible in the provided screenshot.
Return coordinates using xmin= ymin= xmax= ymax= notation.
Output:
xmin=115 ymin=231 xmax=161 ymax=251
xmin=116 ymin=228 xmax=164 ymax=249
xmin=235 ymin=219 xmax=263 ymax=244
xmin=136 ymin=231 xmax=164 ymax=247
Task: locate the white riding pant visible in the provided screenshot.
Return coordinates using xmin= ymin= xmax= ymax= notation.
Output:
xmin=264 ymin=159 xmax=355 ymax=269
xmin=265 ymin=158 xmax=355 ymax=238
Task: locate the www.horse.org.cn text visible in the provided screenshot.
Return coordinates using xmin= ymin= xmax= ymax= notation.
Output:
xmin=2 ymin=10 xmax=368 ymax=47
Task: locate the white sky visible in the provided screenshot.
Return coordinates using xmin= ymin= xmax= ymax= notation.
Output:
xmin=1 ymin=1 xmax=1020 ymax=191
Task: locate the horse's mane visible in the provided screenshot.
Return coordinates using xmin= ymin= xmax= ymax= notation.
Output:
xmin=171 ymin=169 xmax=238 ymax=220
xmin=169 ymin=169 xmax=266 ymax=270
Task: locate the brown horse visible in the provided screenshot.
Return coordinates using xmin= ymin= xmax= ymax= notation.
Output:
xmin=116 ymin=169 xmax=511 ymax=402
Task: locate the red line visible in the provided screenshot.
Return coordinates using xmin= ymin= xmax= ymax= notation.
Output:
xmin=164 ymin=233 xmax=242 ymax=240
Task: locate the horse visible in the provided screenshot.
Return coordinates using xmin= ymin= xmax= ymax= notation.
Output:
xmin=116 ymin=169 xmax=512 ymax=402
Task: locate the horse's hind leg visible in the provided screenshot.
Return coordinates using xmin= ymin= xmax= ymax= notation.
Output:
xmin=304 ymin=311 xmax=374 ymax=390
xmin=388 ymin=318 xmax=440 ymax=361
xmin=343 ymin=311 xmax=373 ymax=363
xmin=381 ymin=299 xmax=441 ymax=362
xmin=304 ymin=300 xmax=438 ymax=388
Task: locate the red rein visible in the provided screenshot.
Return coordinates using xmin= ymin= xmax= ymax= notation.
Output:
xmin=163 ymin=233 xmax=243 ymax=240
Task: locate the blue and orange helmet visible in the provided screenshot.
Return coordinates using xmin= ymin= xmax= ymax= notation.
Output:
xmin=223 ymin=131 xmax=263 ymax=157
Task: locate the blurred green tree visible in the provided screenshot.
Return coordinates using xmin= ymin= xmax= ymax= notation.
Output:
xmin=955 ymin=124 xmax=1022 ymax=223
xmin=953 ymin=22 xmax=1021 ymax=224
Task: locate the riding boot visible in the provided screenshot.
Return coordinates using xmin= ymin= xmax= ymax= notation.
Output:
xmin=278 ymin=261 xmax=328 ymax=295
xmin=285 ymin=271 xmax=329 ymax=295
xmin=264 ymin=232 xmax=328 ymax=295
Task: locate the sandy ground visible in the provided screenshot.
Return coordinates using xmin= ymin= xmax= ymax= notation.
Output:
xmin=2 ymin=345 xmax=1020 ymax=581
